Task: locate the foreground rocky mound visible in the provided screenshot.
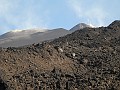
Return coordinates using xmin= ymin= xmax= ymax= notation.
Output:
xmin=0 ymin=20 xmax=120 ymax=90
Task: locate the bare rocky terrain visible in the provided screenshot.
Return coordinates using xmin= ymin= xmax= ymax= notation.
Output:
xmin=0 ymin=20 xmax=120 ymax=90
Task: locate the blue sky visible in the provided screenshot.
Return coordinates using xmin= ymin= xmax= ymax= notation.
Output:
xmin=0 ymin=0 xmax=120 ymax=34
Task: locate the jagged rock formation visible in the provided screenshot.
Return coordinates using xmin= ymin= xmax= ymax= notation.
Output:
xmin=0 ymin=20 xmax=120 ymax=90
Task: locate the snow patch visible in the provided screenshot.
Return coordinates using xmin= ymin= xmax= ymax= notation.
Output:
xmin=10 ymin=30 xmax=23 ymax=33
xmin=10 ymin=28 xmax=47 ymax=33
xmin=89 ymin=24 xmax=95 ymax=28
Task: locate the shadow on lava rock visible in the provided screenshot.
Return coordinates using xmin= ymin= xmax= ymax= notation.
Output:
xmin=0 ymin=79 xmax=8 ymax=90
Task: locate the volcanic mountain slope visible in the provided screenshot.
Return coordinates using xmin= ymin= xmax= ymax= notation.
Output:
xmin=0 ymin=23 xmax=91 ymax=47
xmin=0 ymin=28 xmax=71 ymax=47
xmin=70 ymin=23 xmax=93 ymax=31
xmin=0 ymin=20 xmax=120 ymax=90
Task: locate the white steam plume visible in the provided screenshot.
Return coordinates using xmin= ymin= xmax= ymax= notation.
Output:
xmin=67 ymin=0 xmax=108 ymax=27
xmin=0 ymin=0 xmax=49 ymax=34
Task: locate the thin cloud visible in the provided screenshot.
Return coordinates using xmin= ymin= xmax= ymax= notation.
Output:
xmin=0 ymin=0 xmax=49 ymax=33
xmin=67 ymin=0 xmax=108 ymax=26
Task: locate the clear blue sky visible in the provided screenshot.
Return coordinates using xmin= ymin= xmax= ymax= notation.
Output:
xmin=0 ymin=0 xmax=120 ymax=34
